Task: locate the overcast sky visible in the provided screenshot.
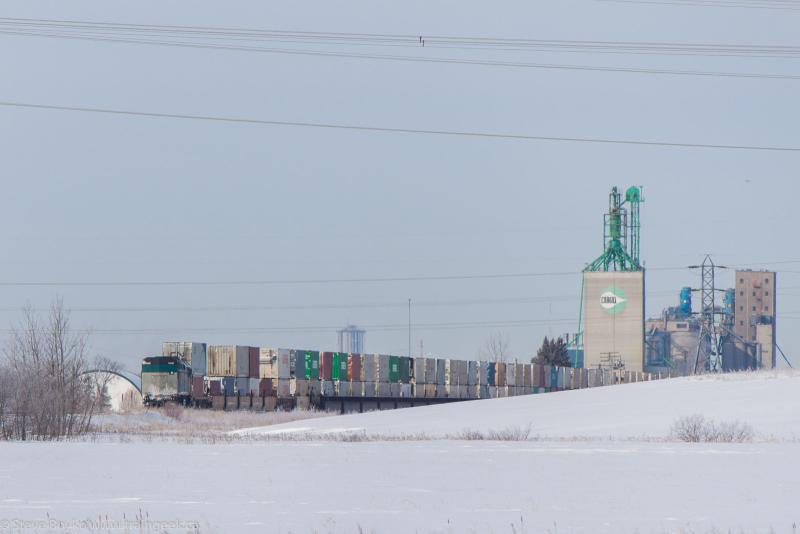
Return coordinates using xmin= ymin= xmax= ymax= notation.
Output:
xmin=1 ymin=0 xmax=798 ymax=371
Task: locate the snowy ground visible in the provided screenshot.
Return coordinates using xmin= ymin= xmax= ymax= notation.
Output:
xmin=2 ymin=371 xmax=798 ymax=533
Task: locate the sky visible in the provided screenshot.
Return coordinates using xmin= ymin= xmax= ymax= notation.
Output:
xmin=0 ymin=0 xmax=798 ymax=371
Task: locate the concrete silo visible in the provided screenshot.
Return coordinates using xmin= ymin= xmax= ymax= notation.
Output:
xmin=581 ymin=186 xmax=645 ymax=372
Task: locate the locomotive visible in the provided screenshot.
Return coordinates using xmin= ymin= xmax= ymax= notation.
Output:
xmin=141 ymin=355 xmax=193 ymax=406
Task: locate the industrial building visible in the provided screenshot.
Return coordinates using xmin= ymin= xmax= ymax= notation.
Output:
xmin=580 ymin=186 xmax=646 ymax=373
xmin=643 ymin=269 xmax=778 ymax=376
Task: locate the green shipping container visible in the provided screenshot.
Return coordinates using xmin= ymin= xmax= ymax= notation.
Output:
xmin=331 ymin=352 xmax=348 ymax=381
xmin=332 ymin=353 xmax=340 ymax=381
xmin=304 ymin=351 xmax=320 ymax=379
xmin=399 ymin=356 xmax=410 ymax=383
xmin=389 ymin=355 xmax=400 ymax=383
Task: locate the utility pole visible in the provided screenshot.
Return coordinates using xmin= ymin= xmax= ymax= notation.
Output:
xmin=408 ymin=298 xmax=412 ymax=361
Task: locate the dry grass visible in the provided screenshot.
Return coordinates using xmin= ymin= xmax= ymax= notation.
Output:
xmin=90 ymin=406 xmax=333 ymax=435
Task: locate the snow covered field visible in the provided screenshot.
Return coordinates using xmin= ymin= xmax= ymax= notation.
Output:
xmin=1 ymin=371 xmax=798 ymax=533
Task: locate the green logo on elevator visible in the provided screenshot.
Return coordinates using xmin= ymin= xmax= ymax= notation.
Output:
xmin=600 ymin=286 xmax=627 ymax=315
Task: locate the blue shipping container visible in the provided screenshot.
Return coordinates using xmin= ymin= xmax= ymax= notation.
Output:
xmin=550 ymin=366 xmax=559 ymax=388
xmin=487 ymin=362 xmax=496 ymax=386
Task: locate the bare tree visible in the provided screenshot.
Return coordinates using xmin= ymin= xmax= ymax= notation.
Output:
xmin=1 ymin=300 xmax=95 ymax=440
xmin=480 ymin=332 xmax=511 ymax=362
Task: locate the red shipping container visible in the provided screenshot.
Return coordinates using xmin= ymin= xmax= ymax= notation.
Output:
xmin=259 ymin=378 xmax=273 ymax=397
xmin=320 ymin=352 xmax=333 ymax=380
xmin=192 ymin=376 xmax=205 ymax=398
xmin=348 ymin=353 xmax=362 ymax=381
xmin=539 ymin=365 xmax=546 ymax=388
xmin=209 ymin=379 xmax=222 ymax=396
xmin=248 ymin=346 xmax=259 ymax=378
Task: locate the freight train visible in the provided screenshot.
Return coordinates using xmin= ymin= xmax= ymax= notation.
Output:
xmin=141 ymin=342 xmax=662 ymax=410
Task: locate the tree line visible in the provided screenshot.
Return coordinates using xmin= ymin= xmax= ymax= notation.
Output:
xmin=0 ymin=301 xmax=114 ymax=440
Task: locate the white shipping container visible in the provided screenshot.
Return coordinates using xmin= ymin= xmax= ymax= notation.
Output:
xmin=295 ymin=379 xmax=309 ymax=397
xmin=377 ymin=354 xmax=390 ymax=382
xmin=436 ymin=359 xmax=446 ymax=385
xmin=413 ymin=357 xmax=427 ymax=384
xmin=424 ymin=384 xmax=436 ymax=398
xmin=338 ymin=381 xmax=352 ymax=397
xmin=351 ymin=381 xmax=364 ymax=397
xmin=445 ymin=359 xmax=454 ymax=386
xmin=401 ymin=384 xmax=412 ymax=397
xmin=278 ymin=378 xmax=292 ymax=398
xmin=478 ymin=361 xmax=489 ymax=386
xmin=459 ymin=360 xmax=468 ymax=385
xmin=259 ymin=348 xmax=278 ymax=379
xmin=364 ymin=382 xmax=376 ymax=397
xmin=436 ymin=384 xmax=447 ymax=398
xmin=425 ymin=359 xmax=436 ymax=385
xmin=506 ymin=362 xmax=516 ymax=386
xmin=479 ymin=385 xmax=489 ymax=399
xmin=390 ymin=383 xmax=401 ymax=397
xmin=248 ymin=377 xmax=260 ymax=396
xmin=321 ymin=381 xmax=335 ymax=397
xmin=467 ymin=361 xmax=477 ymax=386
xmin=207 ymin=345 xmax=249 ymax=377
xmin=488 ymin=385 xmax=498 ymax=398
xmin=363 ymin=355 xmax=378 ymax=382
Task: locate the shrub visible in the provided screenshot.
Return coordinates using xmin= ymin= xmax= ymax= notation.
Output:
xmin=670 ymin=414 xmax=754 ymax=443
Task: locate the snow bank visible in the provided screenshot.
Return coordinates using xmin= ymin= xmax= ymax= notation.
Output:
xmin=232 ymin=370 xmax=800 ymax=440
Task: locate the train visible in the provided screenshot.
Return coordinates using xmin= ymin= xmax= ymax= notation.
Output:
xmin=140 ymin=342 xmax=663 ymax=411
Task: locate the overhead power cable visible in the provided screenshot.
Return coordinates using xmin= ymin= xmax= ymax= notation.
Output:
xmin=2 ymin=101 xmax=798 ymax=153
xmin=1 ymin=18 xmax=799 ymax=79
xmin=596 ymin=0 xmax=800 ymax=10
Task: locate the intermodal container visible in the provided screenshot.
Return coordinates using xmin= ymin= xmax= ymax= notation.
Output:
xmin=248 ymin=347 xmax=259 ymax=378
xmin=390 ymin=383 xmax=401 ymax=397
xmin=338 ymin=381 xmax=352 ymax=396
xmin=496 ymin=362 xmax=506 ymax=386
xmin=522 ymin=364 xmax=531 ymax=388
xmin=459 ymin=360 xmax=468 ymax=386
xmin=364 ymin=381 xmax=376 ymax=397
xmin=349 ymin=353 xmax=363 ymax=381
xmin=351 ymin=381 xmax=364 ymax=397
xmin=277 ymin=378 xmax=291 ymax=397
xmin=162 ymin=341 xmax=207 ymax=377
xmin=208 ymin=345 xmax=249 ymax=377
xmin=191 ymin=376 xmax=205 ymax=398
xmin=413 ymin=357 xmax=426 ymax=384
xmin=209 ymin=379 xmax=222 ymax=396
xmin=435 ymin=359 xmax=446 ymax=385
xmin=320 ymin=352 xmax=333 ymax=380
xmin=223 ymin=376 xmax=235 ymax=396
xmin=487 ymin=362 xmax=496 ymax=386
xmin=259 ymin=378 xmax=273 ymax=397
xmin=363 ymin=355 xmax=377 ymax=382
xmin=506 ymin=362 xmax=516 ymax=386
xmin=259 ymin=348 xmax=277 ymax=379
xmin=321 ymin=380 xmax=335 ymax=397
xmin=425 ymin=358 xmax=436 ymax=385
xmin=376 ymin=354 xmax=390 ymax=382
xmin=398 ymin=357 xmax=410 ymax=383
xmin=388 ymin=355 xmax=400 ymax=383
xmin=331 ymin=352 xmax=347 ymax=381
xmin=467 ymin=361 xmax=477 ymax=386
xmin=235 ymin=377 xmax=250 ymax=395
xmin=446 ymin=359 xmax=456 ymax=386
xmin=550 ymin=365 xmax=558 ymax=388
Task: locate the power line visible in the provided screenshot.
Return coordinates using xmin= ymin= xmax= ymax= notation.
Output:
xmin=596 ymin=0 xmax=800 ymax=10
xmin=3 ymin=17 xmax=800 ymax=57
xmin=2 ymin=101 xmax=798 ymax=153
xmin=1 ymin=18 xmax=800 ymax=79
xmin=0 ymin=317 xmax=582 ymax=336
